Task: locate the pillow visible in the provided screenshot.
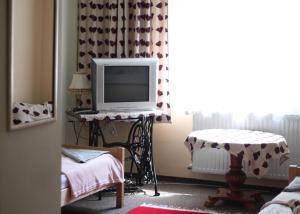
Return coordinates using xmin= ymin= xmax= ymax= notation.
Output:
xmin=62 ymin=148 xmax=109 ymax=163
xmin=284 ymin=177 xmax=300 ymax=192
xmin=12 ymin=101 xmax=53 ymax=125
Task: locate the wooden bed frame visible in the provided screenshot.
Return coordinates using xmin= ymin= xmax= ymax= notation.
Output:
xmin=288 ymin=165 xmax=300 ymax=183
xmin=61 ymin=144 xmax=125 ymax=208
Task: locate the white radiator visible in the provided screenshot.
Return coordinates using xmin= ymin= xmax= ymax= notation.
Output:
xmin=192 ymin=113 xmax=300 ymax=180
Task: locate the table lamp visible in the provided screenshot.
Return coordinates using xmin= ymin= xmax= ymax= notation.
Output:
xmin=68 ymin=72 xmax=91 ymax=111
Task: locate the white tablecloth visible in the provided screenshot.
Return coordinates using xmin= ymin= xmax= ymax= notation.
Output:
xmin=184 ymin=129 xmax=289 ymax=178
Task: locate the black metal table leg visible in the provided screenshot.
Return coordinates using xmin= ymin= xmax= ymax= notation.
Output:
xmin=87 ymin=116 xmax=159 ymax=196
xmin=148 ymin=117 xmax=160 ymax=196
xmin=90 ymin=120 xmax=100 ymax=147
xmin=150 ymin=148 xmax=159 ymax=196
xmin=88 ymin=121 xmax=92 ymax=146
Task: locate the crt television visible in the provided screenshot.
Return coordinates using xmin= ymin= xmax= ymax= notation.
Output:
xmin=91 ymin=58 xmax=158 ymax=112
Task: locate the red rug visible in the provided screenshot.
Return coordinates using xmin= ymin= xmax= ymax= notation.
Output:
xmin=127 ymin=204 xmax=210 ymax=214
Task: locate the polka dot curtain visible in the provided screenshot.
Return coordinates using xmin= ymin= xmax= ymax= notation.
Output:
xmin=77 ymin=0 xmax=170 ymax=122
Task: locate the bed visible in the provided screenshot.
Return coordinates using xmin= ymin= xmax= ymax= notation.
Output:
xmin=61 ymin=144 xmax=124 ymax=208
xmin=259 ymin=165 xmax=300 ymax=214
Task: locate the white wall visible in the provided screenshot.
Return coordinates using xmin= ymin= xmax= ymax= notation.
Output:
xmin=61 ymin=0 xmax=80 ymax=146
xmin=0 ymin=0 xmax=62 ymax=213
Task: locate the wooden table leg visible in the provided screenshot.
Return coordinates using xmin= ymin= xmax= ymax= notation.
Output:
xmin=204 ymin=154 xmax=264 ymax=211
xmin=225 ymin=154 xmax=246 ymax=198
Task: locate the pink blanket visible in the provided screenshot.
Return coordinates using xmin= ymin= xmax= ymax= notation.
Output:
xmin=61 ymin=153 xmax=124 ymax=198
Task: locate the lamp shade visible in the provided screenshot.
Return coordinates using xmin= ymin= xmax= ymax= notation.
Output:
xmin=69 ymin=73 xmax=90 ymax=92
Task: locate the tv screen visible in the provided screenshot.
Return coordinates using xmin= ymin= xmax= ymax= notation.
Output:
xmin=91 ymin=58 xmax=158 ymax=112
xmin=104 ymin=66 xmax=149 ymax=103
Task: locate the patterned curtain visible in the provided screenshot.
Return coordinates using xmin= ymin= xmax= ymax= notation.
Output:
xmin=77 ymin=0 xmax=170 ymax=122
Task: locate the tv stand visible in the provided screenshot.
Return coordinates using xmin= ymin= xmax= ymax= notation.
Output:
xmin=67 ymin=109 xmax=161 ymax=196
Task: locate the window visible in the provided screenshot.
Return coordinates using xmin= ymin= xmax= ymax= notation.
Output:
xmin=169 ymin=0 xmax=300 ymax=116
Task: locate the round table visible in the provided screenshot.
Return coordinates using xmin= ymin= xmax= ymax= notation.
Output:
xmin=184 ymin=129 xmax=289 ymax=210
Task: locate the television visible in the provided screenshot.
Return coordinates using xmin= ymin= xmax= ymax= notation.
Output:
xmin=91 ymin=58 xmax=158 ymax=112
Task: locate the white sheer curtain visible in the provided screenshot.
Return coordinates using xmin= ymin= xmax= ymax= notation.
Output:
xmin=169 ymin=0 xmax=300 ymax=117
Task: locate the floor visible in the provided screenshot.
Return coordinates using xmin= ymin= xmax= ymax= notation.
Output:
xmin=61 ymin=180 xmax=278 ymax=214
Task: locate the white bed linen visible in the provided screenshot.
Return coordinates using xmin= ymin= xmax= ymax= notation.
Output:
xmin=259 ymin=191 xmax=300 ymax=214
xmin=273 ymin=191 xmax=300 ymax=201
xmin=259 ymin=204 xmax=292 ymax=214
xmin=61 ymin=153 xmax=124 ymax=199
